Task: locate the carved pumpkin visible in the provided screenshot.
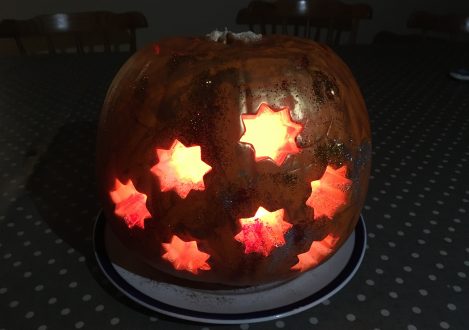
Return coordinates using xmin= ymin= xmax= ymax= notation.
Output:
xmin=97 ymin=33 xmax=371 ymax=287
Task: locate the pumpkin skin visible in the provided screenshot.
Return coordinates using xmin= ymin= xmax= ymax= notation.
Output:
xmin=97 ymin=34 xmax=371 ymax=287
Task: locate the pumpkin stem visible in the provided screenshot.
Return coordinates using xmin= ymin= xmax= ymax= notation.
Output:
xmin=206 ymin=29 xmax=262 ymax=44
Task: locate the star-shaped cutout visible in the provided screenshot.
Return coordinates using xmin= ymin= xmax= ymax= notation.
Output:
xmin=306 ymin=165 xmax=352 ymax=220
xmin=291 ymin=234 xmax=339 ymax=272
xmin=161 ymin=235 xmax=211 ymax=274
xmin=235 ymin=207 xmax=292 ymax=257
xmin=109 ymin=178 xmax=151 ymax=229
xmin=240 ymin=103 xmax=303 ymax=166
xmin=151 ymin=139 xmax=212 ymax=199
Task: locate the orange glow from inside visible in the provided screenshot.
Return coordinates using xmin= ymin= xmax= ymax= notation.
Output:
xmin=291 ymin=234 xmax=339 ymax=272
xmin=162 ymin=235 xmax=211 ymax=274
xmin=235 ymin=207 xmax=292 ymax=257
xmin=153 ymin=43 xmax=160 ymax=55
xmin=109 ymin=179 xmax=151 ymax=229
xmin=240 ymin=103 xmax=303 ymax=166
xmin=151 ymin=139 xmax=212 ymax=199
xmin=306 ymin=165 xmax=352 ymax=220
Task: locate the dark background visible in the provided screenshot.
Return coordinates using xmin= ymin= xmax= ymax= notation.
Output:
xmin=1 ymin=0 xmax=469 ymax=46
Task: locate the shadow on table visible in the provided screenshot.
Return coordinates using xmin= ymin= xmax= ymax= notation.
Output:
xmin=26 ymin=122 xmax=98 ymax=256
xmin=25 ymin=121 xmax=208 ymax=325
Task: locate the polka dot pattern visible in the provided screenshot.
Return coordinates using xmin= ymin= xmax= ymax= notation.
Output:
xmin=0 ymin=47 xmax=468 ymax=329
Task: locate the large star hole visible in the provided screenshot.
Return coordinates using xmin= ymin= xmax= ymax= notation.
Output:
xmin=240 ymin=103 xmax=303 ymax=166
xmin=151 ymin=139 xmax=212 ymax=199
xmin=109 ymin=178 xmax=151 ymax=229
xmin=161 ymin=235 xmax=211 ymax=274
xmin=235 ymin=207 xmax=292 ymax=257
xmin=306 ymin=165 xmax=352 ymax=220
xmin=291 ymin=234 xmax=339 ymax=272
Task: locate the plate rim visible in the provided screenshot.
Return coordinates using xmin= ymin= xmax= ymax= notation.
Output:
xmin=93 ymin=211 xmax=366 ymax=324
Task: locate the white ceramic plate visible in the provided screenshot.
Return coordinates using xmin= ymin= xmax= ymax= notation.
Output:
xmin=94 ymin=212 xmax=366 ymax=324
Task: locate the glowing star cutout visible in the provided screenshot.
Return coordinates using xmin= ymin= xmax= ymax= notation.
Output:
xmin=109 ymin=179 xmax=151 ymax=229
xmin=306 ymin=165 xmax=352 ymax=220
xmin=240 ymin=103 xmax=303 ymax=166
xmin=151 ymin=139 xmax=212 ymax=199
xmin=235 ymin=207 xmax=292 ymax=257
xmin=162 ymin=235 xmax=211 ymax=274
xmin=291 ymin=234 xmax=339 ymax=272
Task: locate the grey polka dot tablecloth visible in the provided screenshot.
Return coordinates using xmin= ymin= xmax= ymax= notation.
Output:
xmin=0 ymin=45 xmax=468 ymax=330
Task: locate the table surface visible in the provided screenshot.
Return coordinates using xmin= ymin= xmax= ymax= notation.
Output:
xmin=0 ymin=44 xmax=468 ymax=330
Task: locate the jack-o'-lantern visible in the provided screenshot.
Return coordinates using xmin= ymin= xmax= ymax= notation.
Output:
xmin=96 ymin=32 xmax=371 ymax=287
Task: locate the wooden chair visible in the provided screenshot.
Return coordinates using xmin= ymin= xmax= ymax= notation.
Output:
xmin=236 ymin=0 xmax=372 ymax=45
xmin=0 ymin=19 xmax=16 ymax=54
xmin=407 ymin=11 xmax=469 ymax=40
xmin=0 ymin=18 xmax=39 ymax=54
xmin=373 ymin=11 xmax=469 ymax=44
xmin=1 ymin=11 xmax=148 ymax=55
xmin=236 ymin=1 xmax=279 ymax=35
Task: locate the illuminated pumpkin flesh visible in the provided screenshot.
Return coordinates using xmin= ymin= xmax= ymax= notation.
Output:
xmin=151 ymin=139 xmax=212 ymax=198
xmin=240 ymin=103 xmax=303 ymax=165
xmin=235 ymin=207 xmax=292 ymax=257
xmin=97 ymin=34 xmax=371 ymax=286
xmin=109 ymin=179 xmax=151 ymax=229
xmin=162 ymin=235 xmax=211 ymax=274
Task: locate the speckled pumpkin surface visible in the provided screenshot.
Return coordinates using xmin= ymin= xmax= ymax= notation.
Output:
xmin=96 ymin=34 xmax=371 ymax=287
